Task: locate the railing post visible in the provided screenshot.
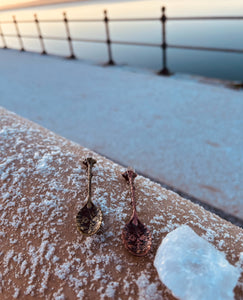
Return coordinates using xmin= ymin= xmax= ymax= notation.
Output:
xmin=158 ymin=6 xmax=170 ymax=75
xmin=34 ymin=14 xmax=47 ymax=55
xmin=0 ymin=23 xmax=7 ymax=49
xmin=13 ymin=15 xmax=24 ymax=51
xmin=63 ymin=12 xmax=76 ymax=59
xmin=104 ymin=10 xmax=115 ymax=65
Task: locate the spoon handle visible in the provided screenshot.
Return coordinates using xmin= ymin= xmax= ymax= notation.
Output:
xmin=83 ymin=157 xmax=96 ymax=205
xmin=122 ymin=169 xmax=138 ymax=224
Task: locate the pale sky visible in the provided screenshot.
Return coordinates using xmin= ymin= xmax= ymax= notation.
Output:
xmin=0 ymin=0 xmax=36 ymax=7
xmin=0 ymin=0 xmax=33 ymax=4
xmin=0 ymin=0 xmax=69 ymax=10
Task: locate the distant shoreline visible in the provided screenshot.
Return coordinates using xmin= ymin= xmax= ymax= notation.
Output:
xmin=0 ymin=0 xmax=87 ymax=11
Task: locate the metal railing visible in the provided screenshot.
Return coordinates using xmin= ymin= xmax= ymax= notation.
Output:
xmin=0 ymin=6 xmax=243 ymax=75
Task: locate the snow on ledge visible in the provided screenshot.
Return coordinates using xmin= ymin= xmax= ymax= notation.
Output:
xmin=154 ymin=225 xmax=241 ymax=300
xmin=1 ymin=107 xmax=243 ymax=299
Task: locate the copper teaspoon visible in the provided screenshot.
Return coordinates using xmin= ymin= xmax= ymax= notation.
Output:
xmin=76 ymin=157 xmax=102 ymax=236
xmin=122 ymin=168 xmax=152 ymax=256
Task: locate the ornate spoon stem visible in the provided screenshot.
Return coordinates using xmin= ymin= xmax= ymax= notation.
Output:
xmin=123 ymin=169 xmax=138 ymax=225
xmin=84 ymin=157 xmax=95 ymax=207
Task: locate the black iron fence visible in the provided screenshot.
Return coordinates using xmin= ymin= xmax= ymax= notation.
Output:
xmin=0 ymin=6 xmax=243 ymax=75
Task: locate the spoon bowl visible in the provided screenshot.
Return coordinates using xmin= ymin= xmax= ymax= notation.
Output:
xmin=76 ymin=201 xmax=102 ymax=236
xmin=122 ymin=217 xmax=152 ymax=256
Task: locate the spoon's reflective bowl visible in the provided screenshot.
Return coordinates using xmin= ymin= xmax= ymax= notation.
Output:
xmin=76 ymin=201 xmax=102 ymax=236
xmin=122 ymin=218 xmax=152 ymax=256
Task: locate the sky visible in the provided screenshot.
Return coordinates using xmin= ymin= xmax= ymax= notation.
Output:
xmin=0 ymin=0 xmax=36 ymax=10
xmin=0 ymin=0 xmax=84 ymax=10
xmin=0 ymin=0 xmax=32 ymax=5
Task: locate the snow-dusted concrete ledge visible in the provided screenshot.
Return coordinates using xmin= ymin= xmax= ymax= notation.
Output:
xmin=0 ymin=50 xmax=242 ymax=221
xmin=0 ymin=107 xmax=242 ymax=299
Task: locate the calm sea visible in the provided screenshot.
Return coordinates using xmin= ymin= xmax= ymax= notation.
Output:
xmin=0 ymin=0 xmax=243 ymax=81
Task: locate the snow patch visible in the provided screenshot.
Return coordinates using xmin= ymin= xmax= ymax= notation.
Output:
xmin=103 ymin=281 xmax=119 ymax=299
xmin=36 ymin=153 xmax=53 ymax=173
xmin=136 ymin=273 xmax=162 ymax=300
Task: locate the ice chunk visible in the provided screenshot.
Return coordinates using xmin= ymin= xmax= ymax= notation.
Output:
xmin=154 ymin=225 xmax=241 ymax=300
